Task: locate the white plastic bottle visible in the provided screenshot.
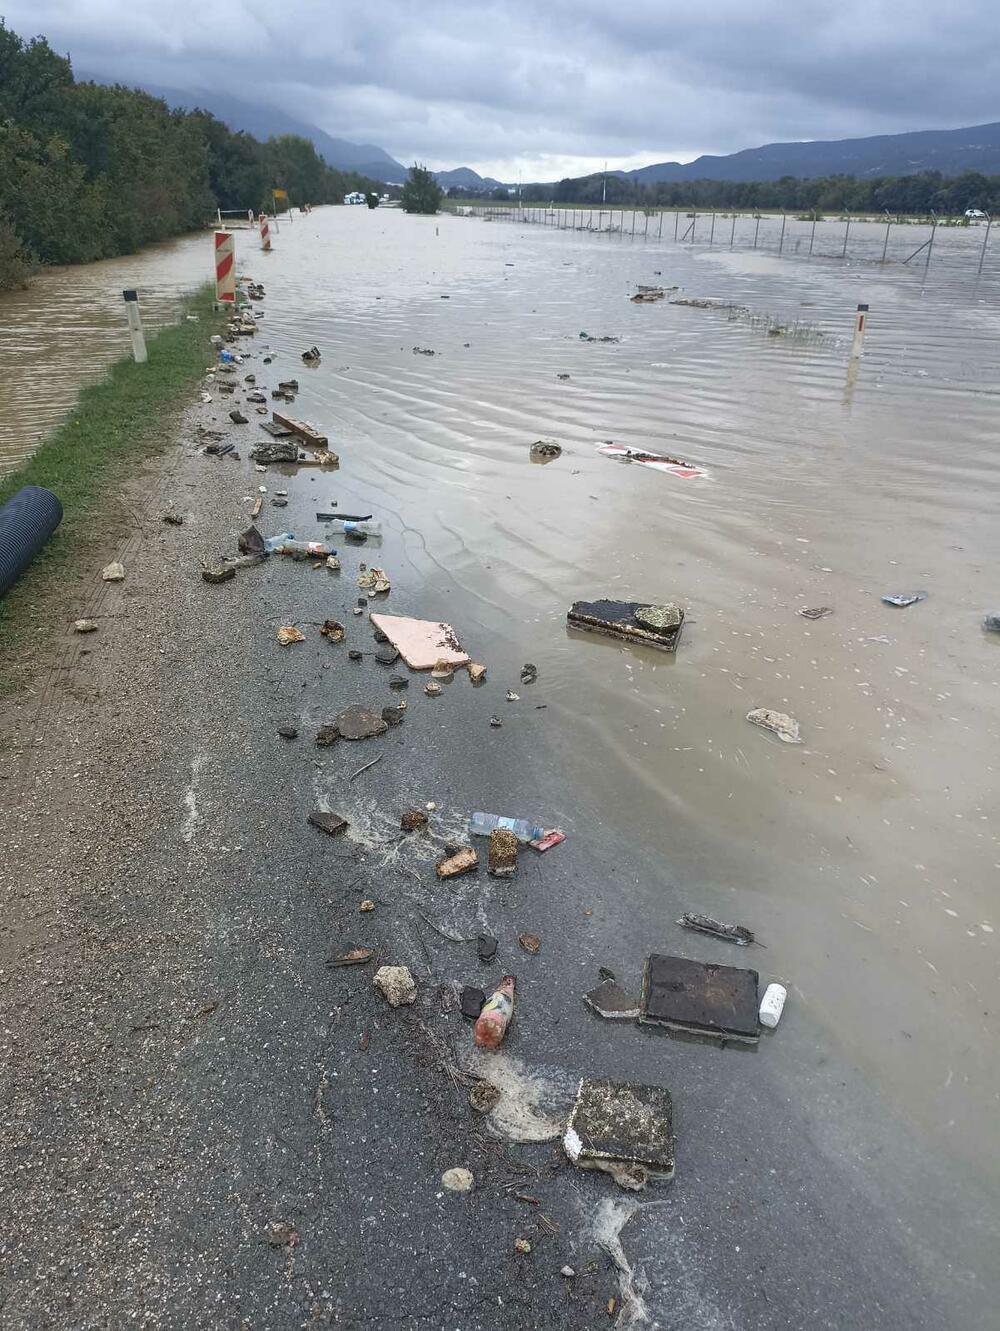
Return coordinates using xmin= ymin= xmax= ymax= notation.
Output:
xmin=323 ymin=519 xmax=382 ymax=537
xmin=469 ymin=812 xmax=546 ymax=843
xmin=759 ymin=983 xmax=787 ymax=1029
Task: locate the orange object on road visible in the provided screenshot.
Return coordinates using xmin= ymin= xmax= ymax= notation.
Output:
xmin=474 ymin=976 xmax=515 ymax=1049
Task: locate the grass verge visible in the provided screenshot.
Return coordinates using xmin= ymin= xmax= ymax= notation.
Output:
xmin=0 ymin=282 xmax=221 ymax=686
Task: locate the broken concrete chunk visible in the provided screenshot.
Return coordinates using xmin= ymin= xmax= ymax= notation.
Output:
xmin=308 ymin=810 xmax=349 ymax=837
xmin=584 ymin=979 xmax=640 ymax=1020
xmin=277 ymin=723 xmax=298 ymax=739
xmin=640 ymin=954 xmax=759 ymax=1043
xmin=334 ymin=706 xmax=388 ymax=740
xmin=746 ymin=707 xmax=801 ymax=744
xmin=518 ymin=932 xmax=541 ymax=955
xmin=488 ymin=828 xmax=518 ymax=878
xmin=381 ymin=704 xmax=406 ymax=727
xmin=320 ymin=619 xmax=345 ymax=642
xmin=374 ymin=645 xmax=399 ymax=666
xmin=441 ymin=1167 xmax=474 ymax=1193
xmin=567 ymin=599 xmax=683 ymax=652
xmin=468 ymin=662 xmax=487 ymax=683
xmin=202 ymin=565 xmax=235 ymax=584
xmin=400 ymin=808 xmax=428 ymax=832
xmin=315 ymin=724 xmax=340 ymax=747
xmin=357 ymin=567 xmax=391 ymax=594
xmin=388 ymin=675 xmax=409 ymax=691
xmin=436 ymin=847 xmax=478 ymax=879
xmin=101 ymin=562 xmax=125 ymax=582
xmin=276 ymin=625 xmax=305 ymax=645
xmin=73 ymin=619 xmax=98 ymax=633
xmin=425 ymin=682 xmax=442 ymax=697
xmin=564 ymin=1077 xmax=675 ymax=1189
xmin=530 ymin=439 xmax=562 ymax=460
xmin=374 ymin=965 xmax=416 ymax=1007
xmin=249 ymin=439 xmax=298 ymax=465
xmin=229 ymin=409 xmax=249 ymax=425
xmin=162 ymin=511 xmax=184 ymax=526
xmin=635 ymin=603 xmax=682 ymax=631
xmin=369 ymin=612 xmax=470 ymax=670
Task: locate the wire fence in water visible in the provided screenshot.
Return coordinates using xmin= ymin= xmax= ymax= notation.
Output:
xmin=453 ymin=204 xmax=996 ymax=277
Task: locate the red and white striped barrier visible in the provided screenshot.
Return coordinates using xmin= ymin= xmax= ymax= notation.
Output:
xmin=259 ymin=212 xmax=271 ymax=252
xmin=214 ymin=230 xmax=236 ymax=304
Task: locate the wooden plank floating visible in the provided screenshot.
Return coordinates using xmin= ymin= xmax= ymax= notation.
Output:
xmin=271 ymin=411 xmax=328 ymax=447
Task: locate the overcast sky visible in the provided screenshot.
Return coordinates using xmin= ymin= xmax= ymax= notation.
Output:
xmin=7 ymin=1 xmax=1000 ymax=178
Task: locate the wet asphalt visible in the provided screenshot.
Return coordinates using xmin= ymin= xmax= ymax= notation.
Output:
xmin=0 ymin=341 xmax=995 ymax=1331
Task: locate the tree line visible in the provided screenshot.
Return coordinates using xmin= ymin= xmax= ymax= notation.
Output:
xmin=456 ymin=169 xmax=1000 ymax=217
xmin=0 ymin=21 xmax=381 ymax=289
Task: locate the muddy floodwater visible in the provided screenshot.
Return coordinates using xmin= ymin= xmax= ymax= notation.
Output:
xmin=5 ymin=205 xmax=1000 ymax=1290
xmin=0 ymin=232 xmax=210 ymax=473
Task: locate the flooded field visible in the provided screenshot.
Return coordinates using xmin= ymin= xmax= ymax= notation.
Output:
xmin=0 ymin=232 xmax=209 ymax=473
xmin=4 ymin=204 xmax=1000 ymax=1263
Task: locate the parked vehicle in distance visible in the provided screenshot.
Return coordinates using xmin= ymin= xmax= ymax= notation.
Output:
xmin=964 ymin=208 xmax=987 ymax=219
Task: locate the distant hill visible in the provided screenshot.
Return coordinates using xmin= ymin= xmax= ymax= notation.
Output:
xmin=434 ymin=166 xmax=505 ymax=191
xmin=626 ymin=120 xmax=1000 ymax=184
xmin=79 ymin=76 xmax=408 ymax=182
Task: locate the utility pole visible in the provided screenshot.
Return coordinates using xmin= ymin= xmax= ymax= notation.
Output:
xmin=602 ymin=161 xmax=607 ymax=206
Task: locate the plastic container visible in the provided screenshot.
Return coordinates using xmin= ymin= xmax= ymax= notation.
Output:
xmin=320 ymin=519 xmax=382 ymax=537
xmin=469 ymin=812 xmax=546 ymax=843
xmin=759 ymin=983 xmax=787 ymax=1029
xmin=263 ymin=531 xmax=295 ymax=553
xmin=474 ymin=976 xmax=515 ymax=1049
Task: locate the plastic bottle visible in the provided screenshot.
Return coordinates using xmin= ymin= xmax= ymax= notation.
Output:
xmin=474 ymin=976 xmax=515 ymax=1049
xmin=262 ymin=531 xmax=295 ymax=553
xmin=759 ymin=983 xmax=787 ymax=1029
xmin=469 ymin=812 xmax=546 ymax=843
xmin=321 ymin=519 xmax=382 ymax=537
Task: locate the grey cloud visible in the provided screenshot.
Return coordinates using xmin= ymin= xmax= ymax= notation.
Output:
xmin=7 ymin=0 xmax=1000 ymax=176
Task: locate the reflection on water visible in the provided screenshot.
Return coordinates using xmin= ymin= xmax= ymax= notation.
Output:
xmin=3 ymin=206 xmax=1000 ymax=1206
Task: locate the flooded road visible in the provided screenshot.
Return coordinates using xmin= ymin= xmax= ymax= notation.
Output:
xmin=4 ymin=204 xmax=1000 ymax=1318
xmin=254 ymin=206 xmax=999 ymax=1172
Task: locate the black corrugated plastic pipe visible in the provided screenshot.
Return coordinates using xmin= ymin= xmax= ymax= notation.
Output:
xmin=0 ymin=486 xmax=63 ymax=598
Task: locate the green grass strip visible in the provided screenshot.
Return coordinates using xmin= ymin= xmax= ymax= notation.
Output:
xmin=0 ymin=282 xmax=222 ymax=674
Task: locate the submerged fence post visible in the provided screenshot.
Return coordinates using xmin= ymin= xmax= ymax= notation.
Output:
xmin=849 ymin=302 xmax=869 ymax=360
xmin=122 ymin=289 xmax=147 ymax=364
xmin=881 ymin=213 xmax=892 ymax=263
xmin=658 ymin=211 xmax=663 ymax=239
xmin=925 ymin=213 xmax=938 ymax=269
xmin=841 ymin=210 xmax=851 ymax=259
xmin=778 ymin=212 xmax=786 ymax=253
xmin=644 ymin=212 xmax=649 ymax=239
xmin=691 ymin=211 xmax=697 ymax=242
xmin=709 ymin=212 xmax=716 ymax=245
xmin=631 ymin=209 xmax=637 ymax=238
xmin=978 ymin=214 xmax=993 ymax=274
xmin=753 ymin=215 xmax=761 ymax=248
xmin=730 ymin=213 xmax=737 ymax=246
xmin=674 ymin=211 xmax=679 ymax=241
xmin=809 ymin=216 xmax=817 ymax=255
